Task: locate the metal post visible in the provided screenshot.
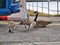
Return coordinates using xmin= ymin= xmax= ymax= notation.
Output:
xmin=37 ymin=0 xmax=38 ymax=12
xmin=48 ymin=1 xmax=49 ymax=17
xmin=42 ymin=2 xmax=43 ymax=15
xmin=32 ymin=1 xmax=34 ymax=10
xmin=57 ymin=1 xmax=59 ymax=15
xmin=29 ymin=2 xmax=30 ymax=9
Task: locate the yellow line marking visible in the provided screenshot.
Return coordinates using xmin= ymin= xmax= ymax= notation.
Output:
xmin=0 ymin=21 xmax=19 ymax=25
xmin=0 ymin=21 xmax=60 ymax=26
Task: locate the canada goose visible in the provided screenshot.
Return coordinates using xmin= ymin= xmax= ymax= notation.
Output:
xmin=8 ymin=21 xmax=15 ymax=33
xmin=30 ymin=11 xmax=52 ymax=28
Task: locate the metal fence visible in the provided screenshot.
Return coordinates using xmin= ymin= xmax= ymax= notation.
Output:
xmin=26 ymin=1 xmax=60 ymax=16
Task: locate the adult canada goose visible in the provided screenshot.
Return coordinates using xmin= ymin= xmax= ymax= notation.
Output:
xmin=30 ymin=11 xmax=52 ymax=28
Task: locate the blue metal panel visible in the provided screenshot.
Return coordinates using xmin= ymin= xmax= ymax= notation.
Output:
xmin=0 ymin=9 xmax=11 ymax=15
xmin=0 ymin=0 xmax=20 ymax=16
xmin=6 ymin=0 xmax=11 ymax=8
xmin=0 ymin=0 xmax=11 ymax=15
xmin=9 ymin=0 xmax=20 ymax=13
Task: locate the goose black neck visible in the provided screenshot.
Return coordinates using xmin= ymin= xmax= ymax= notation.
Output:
xmin=34 ymin=12 xmax=38 ymax=22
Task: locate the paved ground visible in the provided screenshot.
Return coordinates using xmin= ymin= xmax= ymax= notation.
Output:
xmin=0 ymin=17 xmax=60 ymax=45
xmin=0 ymin=23 xmax=60 ymax=45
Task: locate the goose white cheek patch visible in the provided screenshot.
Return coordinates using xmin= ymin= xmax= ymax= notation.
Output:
xmin=30 ymin=21 xmax=36 ymax=29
